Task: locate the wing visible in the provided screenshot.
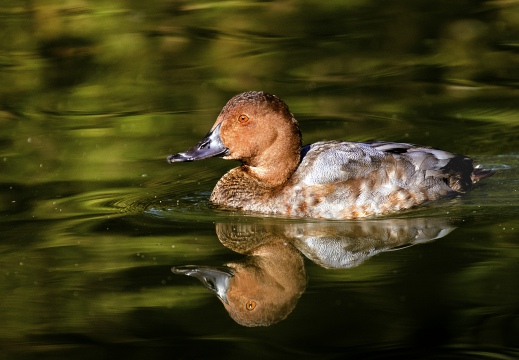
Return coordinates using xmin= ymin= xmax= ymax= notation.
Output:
xmin=366 ymin=140 xmax=475 ymax=191
xmin=294 ymin=141 xmax=391 ymax=185
xmin=295 ymin=140 xmax=474 ymax=192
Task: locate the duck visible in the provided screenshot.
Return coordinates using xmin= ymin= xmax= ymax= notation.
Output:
xmin=167 ymin=91 xmax=493 ymax=219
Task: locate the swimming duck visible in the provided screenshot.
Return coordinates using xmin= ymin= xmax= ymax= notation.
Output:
xmin=168 ymin=91 xmax=493 ymax=219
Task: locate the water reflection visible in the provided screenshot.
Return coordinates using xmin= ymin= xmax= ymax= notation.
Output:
xmin=173 ymin=217 xmax=455 ymax=326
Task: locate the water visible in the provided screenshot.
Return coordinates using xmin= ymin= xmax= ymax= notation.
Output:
xmin=1 ymin=1 xmax=519 ymax=359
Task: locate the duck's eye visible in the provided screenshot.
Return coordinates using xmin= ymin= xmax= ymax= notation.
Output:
xmin=238 ymin=114 xmax=249 ymax=123
xmin=245 ymin=300 xmax=256 ymax=311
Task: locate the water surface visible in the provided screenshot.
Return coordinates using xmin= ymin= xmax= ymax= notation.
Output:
xmin=1 ymin=1 xmax=519 ymax=359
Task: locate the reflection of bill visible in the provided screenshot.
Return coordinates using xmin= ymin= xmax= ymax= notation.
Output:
xmin=172 ymin=218 xmax=456 ymax=327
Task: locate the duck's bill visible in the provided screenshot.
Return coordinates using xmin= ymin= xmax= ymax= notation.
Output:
xmin=172 ymin=265 xmax=235 ymax=304
xmin=167 ymin=123 xmax=228 ymax=163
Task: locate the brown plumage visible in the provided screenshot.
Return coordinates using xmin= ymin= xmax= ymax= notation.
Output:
xmin=168 ymin=91 xmax=494 ymax=219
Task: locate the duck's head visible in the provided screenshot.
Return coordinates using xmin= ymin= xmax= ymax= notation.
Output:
xmin=168 ymin=91 xmax=302 ymax=186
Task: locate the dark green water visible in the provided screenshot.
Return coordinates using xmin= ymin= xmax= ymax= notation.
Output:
xmin=1 ymin=1 xmax=519 ymax=359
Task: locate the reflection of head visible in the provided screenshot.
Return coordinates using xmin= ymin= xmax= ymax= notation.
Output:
xmin=223 ymin=246 xmax=306 ymax=327
xmin=213 ymin=222 xmax=307 ymax=326
xmin=173 ymin=236 xmax=306 ymax=327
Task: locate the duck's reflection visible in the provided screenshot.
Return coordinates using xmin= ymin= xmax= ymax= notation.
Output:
xmin=172 ymin=218 xmax=455 ymax=327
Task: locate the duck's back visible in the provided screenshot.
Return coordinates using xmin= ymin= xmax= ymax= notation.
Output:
xmin=281 ymin=140 xmax=487 ymax=218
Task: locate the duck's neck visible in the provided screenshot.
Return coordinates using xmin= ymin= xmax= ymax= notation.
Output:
xmin=245 ymin=160 xmax=298 ymax=188
xmin=245 ymin=133 xmax=301 ymax=188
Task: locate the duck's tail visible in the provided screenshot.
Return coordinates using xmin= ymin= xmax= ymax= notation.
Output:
xmin=442 ymin=157 xmax=495 ymax=192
